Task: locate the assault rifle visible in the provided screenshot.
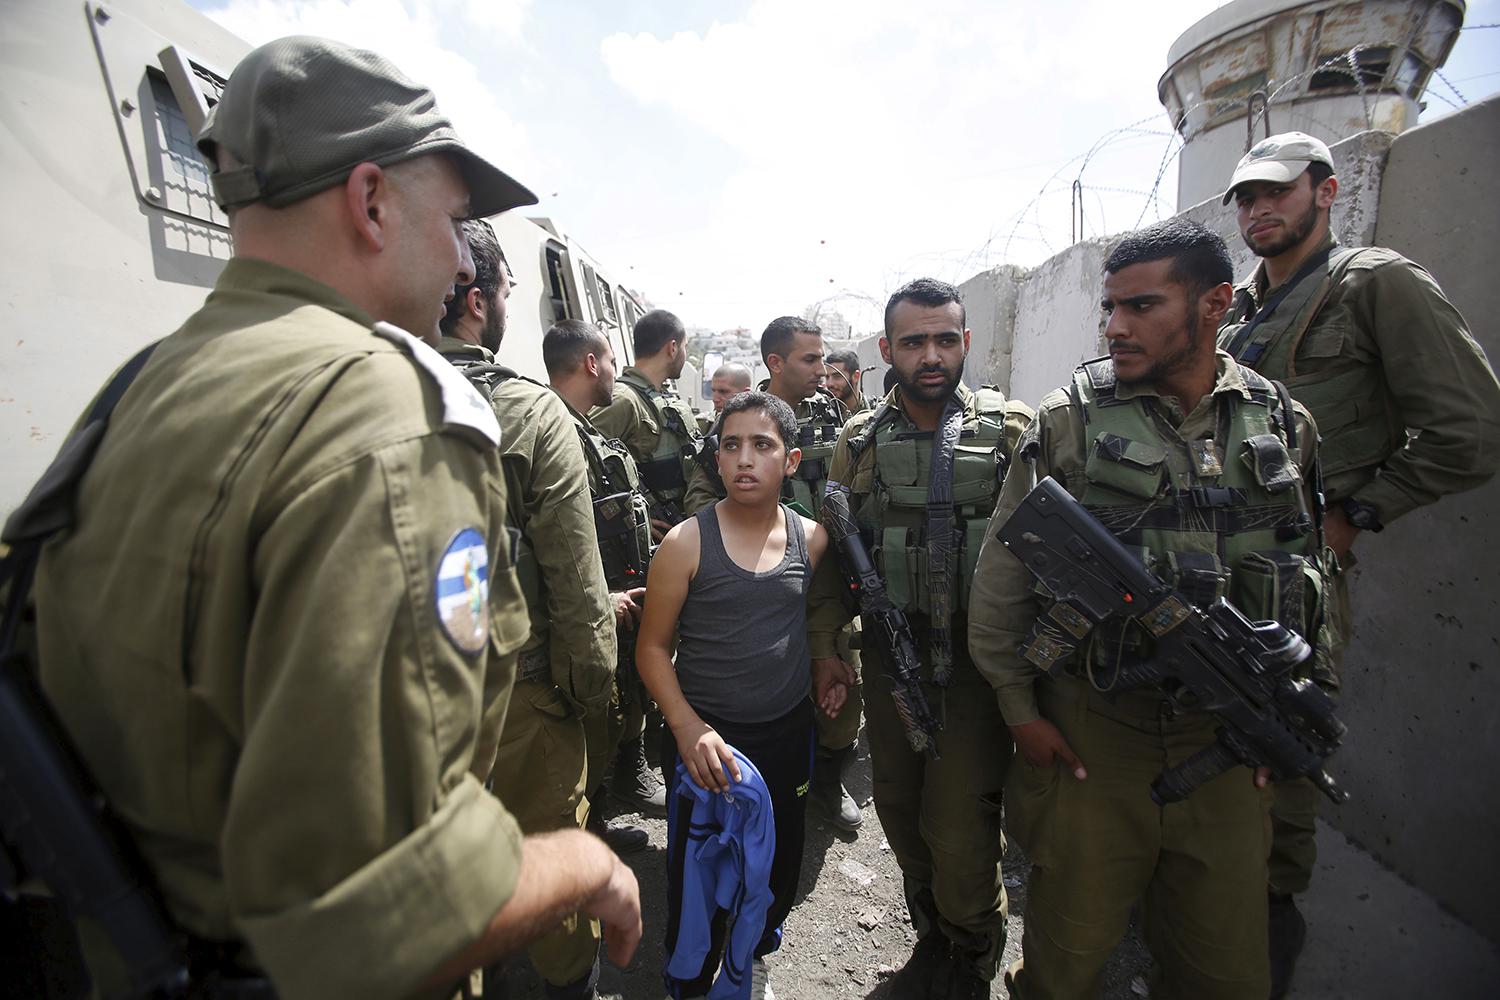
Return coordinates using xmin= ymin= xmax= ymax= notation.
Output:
xmin=996 ymin=476 xmax=1348 ymax=805
xmin=821 ymin=482 xmax=941 ymax=758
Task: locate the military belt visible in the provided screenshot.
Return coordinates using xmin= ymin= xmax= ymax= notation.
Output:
xmin=518 ymin=648 xmax=551 ymax=684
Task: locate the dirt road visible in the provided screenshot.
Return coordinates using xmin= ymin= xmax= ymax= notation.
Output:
xmin=490 ymin=735 xmax=1151 ymax=999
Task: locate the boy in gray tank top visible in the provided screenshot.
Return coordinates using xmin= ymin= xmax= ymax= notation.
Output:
xmin=637 ymin=392 xmax=854 ymax=999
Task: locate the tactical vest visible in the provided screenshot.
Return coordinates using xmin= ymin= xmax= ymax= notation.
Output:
xmin=619 ymin=370 xmax=702 ymax=510
xmin=849 ymin=387 xmax=1011 ymax=618
xmin=1056 ymin=357 xmax=1321 ymax=682
xmin=786 ymin=393 xmax=847 ymax=515
xmin=575 ymin=415 xmax=653 ymax=592
xmin=1219 ymin=246 xmax=1405 ymax=486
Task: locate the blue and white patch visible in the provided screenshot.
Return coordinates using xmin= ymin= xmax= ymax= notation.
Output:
xmin=436 ymin=527 xmax=490 ymax=655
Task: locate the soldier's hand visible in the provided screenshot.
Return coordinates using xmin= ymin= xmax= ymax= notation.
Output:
xmin=1009 ymin=719 xmax=1087 ymax=780
xmin=1253 ymin=766 xmax=1272 ymax=788
xmin=612 ymin=587 xmax=647 ymax=630
xmin=585 ymin=854 xmax=643 ymax=967
xmin=1322 ymin=505 xmax=1361 ymax=561
xmin=812 ymin=656 xmax=856 ymax=717
xmin=673 ymin=716 xmax=742 ymax=793
xmin=650 ymin=517 xmax=673 ymax=543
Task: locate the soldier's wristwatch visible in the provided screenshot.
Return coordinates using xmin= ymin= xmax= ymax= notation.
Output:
xmin=1339 ymin=497 xmax=1384 ymax=532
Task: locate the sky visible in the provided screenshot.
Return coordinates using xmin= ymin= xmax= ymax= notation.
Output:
xmin=191 ymin=0 xmax=1500 ymax=336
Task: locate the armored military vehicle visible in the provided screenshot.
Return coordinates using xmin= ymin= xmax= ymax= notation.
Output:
xmin=0 ymin=0 xmax=647 ymax=512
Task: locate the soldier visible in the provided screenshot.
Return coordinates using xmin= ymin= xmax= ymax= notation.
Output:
xmin=544 ymin=318 xmax=659 ymax=856
xmin=970 ymin=219 xmax=1322 ymax=1000
xmin=440 ymin=223 xmax=620 ymax=1000
xmin=19 ymin=36 xmax=639 ymax=997
xmin=764 ymin=317 xmax=866 ymax=830
xmin=590 ymin=309 xmax=704 ymax=815
xmin=1217 ymin=131 xmax=1500 ymax=996
xmin=825 ymin=348 xmax=869 ymax=415
xmin=704 ymin=361 xmax=753 ymax=430
xmin=808 ymin=279 xmax=1032 ymax=999
xmin=437 ymin=217 xmax=509 ymax=365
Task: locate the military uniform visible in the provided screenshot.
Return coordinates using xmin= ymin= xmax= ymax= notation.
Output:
xmin=589 ymin=367 xmax=703 ymax=524
xmin=969 ymin=352 xmax=1323 ymax=999
xmin=588 ymin=366 xmax=702 ymax=804
xmin=1218 ymin=234 xmax=1500 ymax=896
xmin=32 ymin=259 xmax=531 ymax=999
xmin=558 ymin=399 xmax=656 ymax=810
xmin=807 ymin=382 xmax=1031 ymax=981
xmin=443 ymin=348 xmax=618 ymax=993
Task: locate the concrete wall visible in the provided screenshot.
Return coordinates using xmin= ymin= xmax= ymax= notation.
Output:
xmin=1333 ymin=96 xmax=1500 ymax=944
xmin=954 ymin=100 xmax=1500 ymax=942
xmin=958 ymin=265 xmax=1025 ymax=393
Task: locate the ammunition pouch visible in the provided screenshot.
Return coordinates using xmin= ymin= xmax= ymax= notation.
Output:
xmin=639 ymin=454 xmax=686 ymax=496
xmin=594 ymin=491 xmax=648 ymax=591
xmin=873 ymin=517 xmax=988 ymax=618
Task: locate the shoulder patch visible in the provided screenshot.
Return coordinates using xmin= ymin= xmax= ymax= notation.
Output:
xmin=1080 ymin=356 xmax=1115 ymax=392
xmin=371 ymin=322 xmax=501 ymax=447
xmin=436 ymin=527 xmax=490 ymax=656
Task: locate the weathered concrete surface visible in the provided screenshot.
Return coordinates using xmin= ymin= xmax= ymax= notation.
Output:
xmin=1327 ymin=93 xmax=1500 ymax=946
xmin=958 ymin=265 xmax=1025 ymax=393
xmin=1290 ymin=820 xmax=1500 ymax=999
xmin=1006 ymin=239 xmax=1109 ymax=408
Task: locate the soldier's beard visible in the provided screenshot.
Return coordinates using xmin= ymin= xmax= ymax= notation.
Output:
xmin=1115 ymin=319 xmax=1203 ymax=387
xmin=1243 ymin=198 xmax=1320 ymax=259
xmin=481 ymin=312 xmax=505 ymax=355
xmin=897 ymin=358 xmax=965 ymax=402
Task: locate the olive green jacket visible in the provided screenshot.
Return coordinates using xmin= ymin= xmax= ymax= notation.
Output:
xmin=486 ymin=376 xmax=617 ymax=716
xmin=1222 ymin=234 xmax=1500 ymax=521
xmin=968 ymin=352 xmax=1317 ymax=726
xmin=33 ymin=259 xmax=530 ymax=999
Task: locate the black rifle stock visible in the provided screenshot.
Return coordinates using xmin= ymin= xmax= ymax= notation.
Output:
xmin=821 ymin=482 xmax=941 ymax=758
xmin=1 ymin=551 xmax=191 ymax=999
xmin=996 ymin=476 xmax=1348 ymax=805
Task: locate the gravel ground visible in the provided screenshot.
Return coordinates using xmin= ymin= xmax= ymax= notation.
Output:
xmin=489 ymin=731 xmax=1153 ymax=1000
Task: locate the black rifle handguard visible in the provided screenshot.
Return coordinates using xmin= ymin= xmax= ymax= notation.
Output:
xmin=821 ymin=482 xmax=941 ymax=758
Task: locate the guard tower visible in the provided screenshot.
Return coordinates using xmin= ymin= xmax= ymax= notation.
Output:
xmin=1160 ymin=0 xmax=1464 ymax=209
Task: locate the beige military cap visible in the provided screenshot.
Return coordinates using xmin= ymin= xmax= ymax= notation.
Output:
xmin=1221 ymin=131 xmax=1334 ymax=204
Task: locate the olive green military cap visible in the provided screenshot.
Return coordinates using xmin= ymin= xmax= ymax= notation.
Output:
xmin=198 ymin=35 xmax=536 ymax=217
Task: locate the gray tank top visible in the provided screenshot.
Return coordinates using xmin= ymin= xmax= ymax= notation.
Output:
xmin=675 ymin=504 xmax=813 ymax=724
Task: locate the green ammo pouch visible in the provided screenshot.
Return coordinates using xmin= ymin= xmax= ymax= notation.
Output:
xmin=1241 ymin=434 xmax=1301 ymax=494
xmin=1085 ymin=433 xmax=1167 ymax=500
xmin=1233 ymin=550 xmax=1307 ymax=627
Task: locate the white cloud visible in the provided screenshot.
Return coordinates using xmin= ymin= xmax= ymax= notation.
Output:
xmin=200 ymin=0 xmax=538 ymax=185
xmin=599 ymin=0 xmax=1215 ymax=331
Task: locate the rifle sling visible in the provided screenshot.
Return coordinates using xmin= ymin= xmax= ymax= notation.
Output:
xmin=1222 ymin=245 xmax=1335 ymax=362
xmin=923 ymin=395 xmax=965 ymax=685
